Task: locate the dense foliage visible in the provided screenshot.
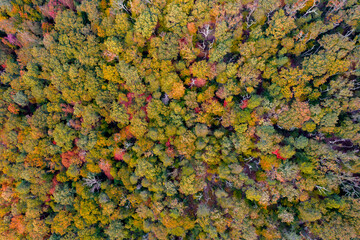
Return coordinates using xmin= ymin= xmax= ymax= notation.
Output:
xmin=1 ymin=0 xmax=360 ymax=239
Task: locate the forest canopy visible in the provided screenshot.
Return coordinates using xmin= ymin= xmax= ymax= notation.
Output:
xmin=1 ymin=0 xmax=360 ymax=239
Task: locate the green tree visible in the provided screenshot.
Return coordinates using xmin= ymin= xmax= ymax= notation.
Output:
xmin=52 ymin=123 xmax=76 ymax=151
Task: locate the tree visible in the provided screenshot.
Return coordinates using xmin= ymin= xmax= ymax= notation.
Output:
xmin=149 ymin=33 xmax=179 ymax=61
xmin=179 ymin=163 xmax=206 ymax=195
xmin=53 ymin=183 xmax=75 ymax=206
xmin=265 ymin=9 xmax=296 ymax=39
xmin=105 ymin=220 xmax=129 ymax=240
xmin=52 ymin=123 xmax=76 ymax=151
xmin=277 ymin=101 xmax=311 ymax=130
xmin=1 ymin=0 xmax=360 ymax=238
xmin=165 ymin=2 xmax=189 ymax=33
xmin=12 ymin=91 xmax=29 ymax=107
xmin=51 ymin=210 xmax=73 ymax=235
xmin=78 ymin=199 xmax=101 ymax=225
xmin=110 ymin=102 xmax=129 ymax=126
xmin=117 ymin=60 xmax=146 ymax=95
xmin=134 ymin=7 xmax=159 ymax=39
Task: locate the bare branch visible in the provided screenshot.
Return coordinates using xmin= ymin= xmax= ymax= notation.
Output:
xmin=112 ymin=0 xmax=131 ymax=13
xmin=208 ymin=39 xmax=214 ymax=50
xmin=303 ymin=0 xmax=319 ymax=17
xmin=316 ymin=185 xmax=330 ymax=195
xmin=83 ymin=176 xmax=101 ymax=193
xmin=199 ymin=24 xmax=212 ymax=38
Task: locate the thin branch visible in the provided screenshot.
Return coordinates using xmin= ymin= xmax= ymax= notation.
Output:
xmin=303 ymin=0 xmax=319 ymax=17
xmin=199 ymin=24 xmax=212 ymax=38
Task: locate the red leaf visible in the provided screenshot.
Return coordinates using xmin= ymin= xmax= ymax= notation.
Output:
xmin=99 ymin=159 xmax=114 ymax=180
xmin=166 ymin=139 xmax=171 ymax=147
xmin=127 ymin=92 xmax=134 ymax=101
xmin=240 ymin=99 xmax=248 ymax=109
xmin=114 ymin=148 xmax=125 ymax=161
xmin=49 ymin=175 xmax=58 ymax=195
xmin=272 ymin=149 xmax=286 ymax=160
xmin=146 ymin=94 xmax=152 ymax=102
xmin=195 ymin=78 xmax=207 ymax=87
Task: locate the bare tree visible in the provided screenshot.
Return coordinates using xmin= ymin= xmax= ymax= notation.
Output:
xmin=112 ymin=0 xmax=131 ymax=13
xmin=303 ymin=0 xmax=320 ymax=17
xmin=161 ymin=93 xmax=170 ymax=105
xmin=83 ymin=175 xmax=101 ymax=193
xmin=199 ymin=24 xmax=212 ymax=38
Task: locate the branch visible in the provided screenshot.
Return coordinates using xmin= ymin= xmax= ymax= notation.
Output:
xmin=303 ymin=0 xmax=319 ymax=17
xmin=113 ymin=0 xmax=131 ymax=13
xmin=199 ymin=24 xmax=212 ymax=38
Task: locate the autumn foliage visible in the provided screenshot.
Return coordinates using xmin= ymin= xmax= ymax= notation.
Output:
xmin=0 ymin=0 xmax=360 ymax=239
